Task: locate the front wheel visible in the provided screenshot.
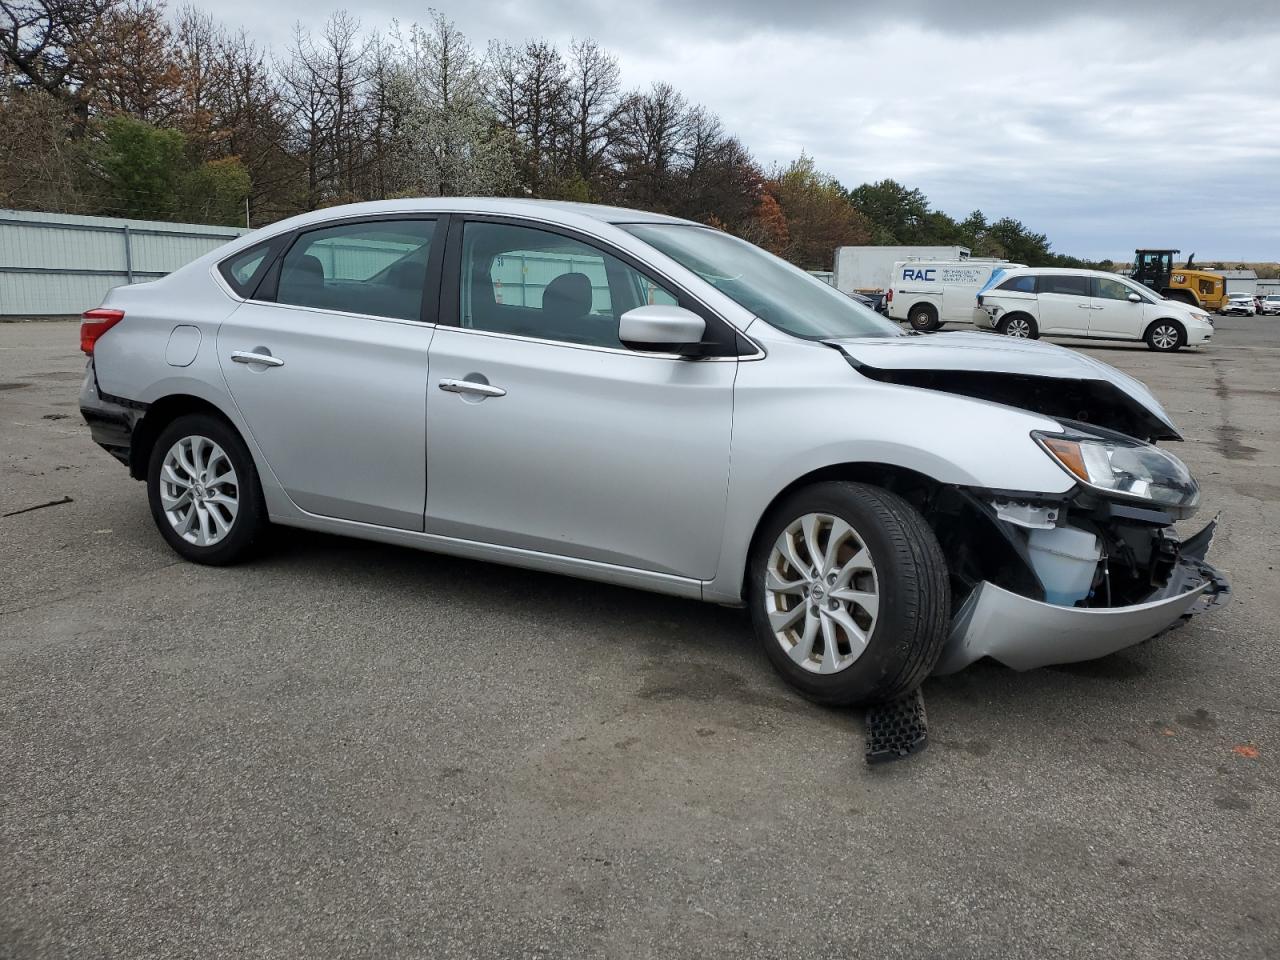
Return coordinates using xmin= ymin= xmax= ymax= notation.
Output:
xmin=147 ymin=413 xmax=267 ymax=565
xmin=748 ymin=482 xmax=950 ymax=706
xmin=1145 ymin=320 xmax=1185 ymax=352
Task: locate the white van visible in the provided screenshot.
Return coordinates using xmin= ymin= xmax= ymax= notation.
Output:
xmin=888 ymin=259 xmax=1022 ymax=331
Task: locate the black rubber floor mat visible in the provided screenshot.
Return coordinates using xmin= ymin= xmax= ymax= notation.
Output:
xmin=865 ymin=688 xmax=928 ymax=764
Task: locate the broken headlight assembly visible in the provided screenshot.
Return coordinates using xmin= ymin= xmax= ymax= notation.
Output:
xmin=1033 ymin=427 xmax=1199 ymax=513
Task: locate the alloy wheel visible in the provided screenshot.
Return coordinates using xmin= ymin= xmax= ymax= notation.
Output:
xmin=159 ymin=435 xmax=239 ymax=546
xmin=1152 ymin=324 xmax=1179 ymax=350
xmin=763 ymin=513 xmax=880 ymax=675
xmin=1004 ymin=317 xmax=1031 ymax=338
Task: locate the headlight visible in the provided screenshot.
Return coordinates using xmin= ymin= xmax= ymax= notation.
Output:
xmin=1033 ymin=429 xmax=1199 ymax=512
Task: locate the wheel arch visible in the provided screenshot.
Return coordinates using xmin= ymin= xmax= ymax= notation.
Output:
xmin=998 ymin=308 xmax=1036 ymax=327
xmin=740 ymin=462 xmax=945 ymax=600
xmin=1144 ymin=315 xmax=1186 ymax=342
xmin=731 ymin=460 xmax=1043 ymax=610
xmin=129 ymin=394 xmax=239 ymax=480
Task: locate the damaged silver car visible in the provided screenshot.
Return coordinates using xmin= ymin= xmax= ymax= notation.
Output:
xmin=78 ymin=199 xmax=1229 ymax=706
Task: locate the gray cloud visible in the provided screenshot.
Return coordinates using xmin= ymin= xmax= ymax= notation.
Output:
xmin=200 ymin=0 xmax=1280 ymax=258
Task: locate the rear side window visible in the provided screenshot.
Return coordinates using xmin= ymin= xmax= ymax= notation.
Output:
xmin=275 ymin=219 xmax=437 ymax=322
xmin=218 ymin=241 xmax=278 ymax=297
xmin=997 ymin=275 xmax=1037 ymax=293
xmin=1040 ymin=275 xmax=1090 ymax=297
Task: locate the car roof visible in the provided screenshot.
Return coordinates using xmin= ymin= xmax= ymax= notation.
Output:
xmin=996 ymin=266 xmax=1133 ymax=278
xmin=244 ymin=197 xmax=698 ymax=239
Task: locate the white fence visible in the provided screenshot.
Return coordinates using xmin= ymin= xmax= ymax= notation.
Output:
xmin=0 ymin=210 xmax=247 ymax=316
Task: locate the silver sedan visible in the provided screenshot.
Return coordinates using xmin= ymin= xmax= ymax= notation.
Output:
xmin=79 ymin=199 xmax=1228 ymax=705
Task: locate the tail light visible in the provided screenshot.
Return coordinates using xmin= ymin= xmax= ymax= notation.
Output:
xmin=885 ymin=288 xmax=893 ymax=303
xmin=80 ymin=308 xmax=125 ymax=355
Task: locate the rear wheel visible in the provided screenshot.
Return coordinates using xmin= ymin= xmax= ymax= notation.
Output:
xmin=1145 ymin=320 xmax=1185 ymax=352
xmin=908 ymin=303 xmax=940 ymax=331
xmin=748 ymin=482 xmax=950 ymax=707
xmin=147 ymin=413 xmax=267 ymax=565
xmin=998 ymin=313 xmax=1038 ymax=339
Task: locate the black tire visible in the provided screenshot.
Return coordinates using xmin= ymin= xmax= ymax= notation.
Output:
xmin=908 ymin=303 xmax=940 ymax=331
xmin=747 ymin=482 xmax=950 ymax=707
xmin=998 ymin=313 xmax=1039 ymax=339
xmin=1162 ymin=288 xmax=1198 ymax=307
xmin=1145 ymin=319 xmax=1185 ymax=352
xmin=147 ymin=413 xmax=267 ymax=565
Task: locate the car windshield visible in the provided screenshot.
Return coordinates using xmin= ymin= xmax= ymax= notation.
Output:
xmin=622 ymin=224 xmax=902 ymax=340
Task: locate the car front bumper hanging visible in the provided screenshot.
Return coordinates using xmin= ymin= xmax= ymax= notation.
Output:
xmin=932 ymin=519 xmax=1229 ymax=676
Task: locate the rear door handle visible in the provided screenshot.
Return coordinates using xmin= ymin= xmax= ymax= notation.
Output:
xmin=231 ymin=351 xmax=284 ymax=367
xmin=438 ymin=378 xmax=506 ymax=398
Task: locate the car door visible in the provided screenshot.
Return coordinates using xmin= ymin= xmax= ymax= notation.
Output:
xmin=423 ymin=217 xmax=737 ymax=580
xmin=1035 ymin=274 xmax=1093 ymax=334
xmin=1089 ymin=275 xmax=1148 ymax=339
xmin=217 ymin=216 xmax=442 ymax=531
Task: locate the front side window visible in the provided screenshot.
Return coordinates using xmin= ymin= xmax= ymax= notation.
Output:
xmin=275 ymin=219 xmax=436 ymax=322
xmin=458 ymin=221 xmax=678 ymax=349
xmin=622 ymin=224 xmax=901 ymax=340
xmin=1040 ymin=274 xmax=1090 ymax=297
xmin=1094 ymin=276 xmax=1137 ymax=301
xmin=997 ymin=275 xmax=1037 ymax=293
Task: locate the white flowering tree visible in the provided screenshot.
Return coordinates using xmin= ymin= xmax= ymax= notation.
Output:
xmin=384 ymin=12 xmax=515 ymax=198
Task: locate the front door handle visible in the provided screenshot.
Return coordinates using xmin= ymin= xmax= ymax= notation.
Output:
xmin=1077 ymin=303 xmax=1092 ymax=309
xmin=438 ymin=378 xmax=506 ymax=398
xmin=231 ymin=351 xmax=284 ymax=367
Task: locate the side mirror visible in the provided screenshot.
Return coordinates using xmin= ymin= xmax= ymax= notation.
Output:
xmin=1127 ymin=292 xmax=1141 ymax=303
xmin=618 ymin=304 xmax=706 ymax=354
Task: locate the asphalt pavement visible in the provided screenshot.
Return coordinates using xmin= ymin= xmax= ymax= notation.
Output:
xmin=2 ymin=316 xmax=1277 ymax=959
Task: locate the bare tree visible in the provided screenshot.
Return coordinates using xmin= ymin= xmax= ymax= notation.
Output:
xmin=562 ymin=37 xmax=619 ymax=191
xmin=83 ymin=0 xmax=178 ymax=123
xmin=486 ymin=38 xmax=567 ymax=196
xmin=0 ymin=0 xmax=120 ymax=129
xmin=611 ymin=81 xmax=689 ymax=211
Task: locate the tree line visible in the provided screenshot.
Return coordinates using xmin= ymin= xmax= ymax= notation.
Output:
xmin=0 ymin=0 xmax=1099 ymax=269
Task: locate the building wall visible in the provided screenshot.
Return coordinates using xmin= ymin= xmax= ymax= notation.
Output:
xmin=0 ymin=210 xmax=247 ymax=315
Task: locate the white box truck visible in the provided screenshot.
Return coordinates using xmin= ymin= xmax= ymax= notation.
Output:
xmin=832 ymin=245 xmax=970 ymax=296
xmin=888 ymin=259 xmax=1022 ymax=331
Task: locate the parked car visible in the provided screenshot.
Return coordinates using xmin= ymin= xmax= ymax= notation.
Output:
xmin=847 ymin=291 xmax=879 ymax=311
xmin=854 ymin=291 xmax=888 ymax=315
xmin=1260 ymin=295 xmax=1280 ymax=315
xmin=79 ymin=199 xmax=1229 ymax=707
xmin=976 ymin=267 xmax=1215 ymax=351
xmin=1222 ymin=294 xmax=1256 ymax=316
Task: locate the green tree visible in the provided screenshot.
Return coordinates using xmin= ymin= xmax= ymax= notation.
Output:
xmin=846 ymin=178 xmax=930 ymax=244
xmin=769 ymin=154 xmax=869 ymax=269
xmin=94 ymin=113 xmax=185 ymax=217
xmin=181 ymin=156 xmax=250 ymax=225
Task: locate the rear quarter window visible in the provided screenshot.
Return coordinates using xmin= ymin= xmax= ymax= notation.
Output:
xmin=997 ymin=275 xmax=1037 ymax=293
xmin=218 ymin=240 xmax=280 ymax=298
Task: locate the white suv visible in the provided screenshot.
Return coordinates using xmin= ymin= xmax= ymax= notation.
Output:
xmin=976 ymin=267 xmax=1214 ymax=352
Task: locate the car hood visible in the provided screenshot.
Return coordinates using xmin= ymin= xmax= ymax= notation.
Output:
xmin=827 ymin=331 xmax=1181 ymax=442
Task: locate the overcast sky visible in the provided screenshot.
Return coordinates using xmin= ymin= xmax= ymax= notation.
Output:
xmin=204 ymin=0 xmax=1280 ymax=260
